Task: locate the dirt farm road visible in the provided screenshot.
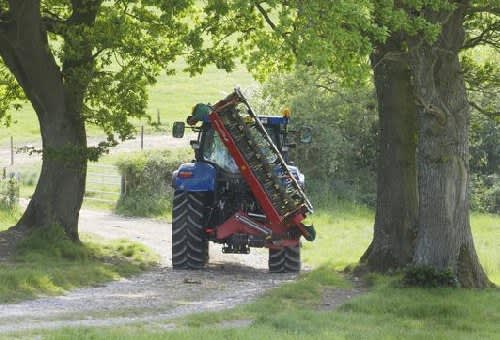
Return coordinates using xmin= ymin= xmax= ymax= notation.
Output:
xmin=0 ymin=209 xmax=299 ymax=334
xmin=0 ymin=132 xmax=299 ymax=334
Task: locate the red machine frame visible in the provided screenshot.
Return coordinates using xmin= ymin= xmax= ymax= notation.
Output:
xmin=207 ymin=95 xmax=311 ymax=248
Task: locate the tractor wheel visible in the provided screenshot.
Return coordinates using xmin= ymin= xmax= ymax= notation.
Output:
xmin=268 ymin=244 xmax=301 ymax=273
xmin=172 ymin=191 xmax=209 ymax=269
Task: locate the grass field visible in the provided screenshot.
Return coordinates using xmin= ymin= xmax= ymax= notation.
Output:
xmin=0 ymin=60 xmax=255 ymax=145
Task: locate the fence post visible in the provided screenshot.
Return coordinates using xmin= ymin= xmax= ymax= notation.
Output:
xmin=141 ymin=125 xmax=144 ymax=150
xmin=121 ymin=174 xmax=126 ymax=197
xmin=10 ymin=136 xmax=14 ymax=165
xmin=157 ymin=108 xmax=161 ymax=125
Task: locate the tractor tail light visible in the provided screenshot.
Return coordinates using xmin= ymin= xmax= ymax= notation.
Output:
xmin=178 ymin=171 xmax=193 ymax=178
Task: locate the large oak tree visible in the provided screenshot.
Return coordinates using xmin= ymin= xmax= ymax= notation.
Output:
xmin=194 ymin=0 xmax=494 ymax=286
xmin=0 ymin=0 xmax=218 ymax=240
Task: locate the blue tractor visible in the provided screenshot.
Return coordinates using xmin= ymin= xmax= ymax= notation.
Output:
xmin=171 ymin=89 xmax=314 ymax=272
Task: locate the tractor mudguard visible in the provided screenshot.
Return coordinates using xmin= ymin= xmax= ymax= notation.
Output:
xmin=172 ymin=162 xmax=216 ymax=192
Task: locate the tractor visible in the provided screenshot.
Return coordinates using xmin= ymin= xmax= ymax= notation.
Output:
xmin=171 ymin=89 xmax=315 ymax=272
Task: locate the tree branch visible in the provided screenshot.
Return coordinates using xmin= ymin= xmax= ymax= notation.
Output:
xmin=463 ymin=20 xmax=500 ymax=50
xmin=42 ymin=16 xmax=66 ymax=35
xmin=255 ymin=2 xmax=277 ymax=30
xmin=254 ymin=2 xmax=297 ymax=55
xmin=0 ymin=9 xmax=10 ymax=32
xmin=469 ymin=100 xmax=500 ymax=118
xmin=467 ymin=6 xmax=500 ymax=15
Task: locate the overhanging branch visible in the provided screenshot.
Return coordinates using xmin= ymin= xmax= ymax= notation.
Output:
xmin=255 ymin=2 xmax=277 ymax=30
xmin=469 ymin=100 xmax=500 ymax=118
xmin=468 ymin=6 xmax=500 ymax=15
xmin=463 ymin=20 xmax=500 ymax=50
xmin=253 ymin=2 xmax=297 ymax=55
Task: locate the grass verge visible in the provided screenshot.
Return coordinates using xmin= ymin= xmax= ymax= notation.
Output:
xmin=33 ymin=200 xmax=500 ymax=339
xmin=0 ymin=207 xmax=18 ymax=231
xmin=0 ymin=214 xmax=158 ymax=303
xmin=35 ymin=266 xmax=500 ymax=339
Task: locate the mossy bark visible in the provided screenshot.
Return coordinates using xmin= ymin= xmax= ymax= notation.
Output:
xmin=408 ymin=1 xmax=491 ymax=288
xmin=361 ymin=35 xmax=418 ymax=271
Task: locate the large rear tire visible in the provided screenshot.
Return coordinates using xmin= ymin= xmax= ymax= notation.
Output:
xmin=268 ymin=244 xmax=301 ymax=273
xmin=172 ymin=191 xmax=209 ymax=269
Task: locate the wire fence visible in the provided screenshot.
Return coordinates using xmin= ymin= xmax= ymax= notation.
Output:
xmin=0 ymin=134 xmax=152 ymax=206
xmin=0 ymin=162 xmax=123 ymax=205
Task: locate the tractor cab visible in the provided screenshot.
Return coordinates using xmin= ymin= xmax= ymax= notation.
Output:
xmin=196 ymin=115 xmax=291 ymax=171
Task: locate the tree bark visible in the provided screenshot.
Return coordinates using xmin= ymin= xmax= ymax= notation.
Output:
xmin=0 ymin=0 xmax=86 ymax=241
xmin=408 ymin=1 xmax=491 ymax=287
xmin=360 ymin=35 xmax=418 ymax=271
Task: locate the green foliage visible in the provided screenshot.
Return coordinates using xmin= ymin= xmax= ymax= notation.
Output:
xmin=465 ymin=55 xmax=500 ymax=213
xmin=402 ymin=265 xmax=459 ymax=288
xmin=254 ymin=68 xmax=378 ymax=206
xmin=0 ymin=59 xmax=256 ymax=145
xmin=195 ymin=0 xmax=380 ymax=82
xmin=115 ymin=149 xmax=190 ymax=218
xmin=0 ymin=225 xmax=158 ymax=303
xmin=44 ymin=0 xmax=197 ymax=143
xmin=2 ymin=0 xmax=238 ymax=149
xmin=469 ymin=110 xmax=500 ymax=177
xmin=0 ymin=63 xmax=24 ymax=126
xmin=0 ymin=176 xmax=19 ymax=209
xmin=471 ymin=174 xmax=500 ymax=214
xmin=191 ymin=0 xmax=461 ymax=85
xmin=0 ymin=205 xmax=19 ymax=231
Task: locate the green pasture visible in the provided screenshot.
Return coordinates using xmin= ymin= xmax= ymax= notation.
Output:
xmin=0 ymin=60 xmax=255 ymax=145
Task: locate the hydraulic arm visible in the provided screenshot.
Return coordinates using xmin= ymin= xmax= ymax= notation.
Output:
xmin=209 ymin=89 xmax=314 ymax=242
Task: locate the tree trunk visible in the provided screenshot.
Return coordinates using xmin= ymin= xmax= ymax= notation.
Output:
xmin=408 ymin=1 xmax=491 ymax=287
xmin=0 ymin=1 xmax=86 ymax=241
xmin=360 ymin=36 xmax=418 ymax=271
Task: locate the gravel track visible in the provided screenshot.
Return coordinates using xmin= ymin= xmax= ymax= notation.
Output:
xmin=0 ymin=133 xmax=301 ymax=334
xmin=0 ymin=209 xmax=298 ymax=334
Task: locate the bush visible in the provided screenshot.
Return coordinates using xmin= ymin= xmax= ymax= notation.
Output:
xmin=115 ymin=149 xmax=190 ymax=217
xmin=471 ymin=174 xmax=500 ymax=214
xmin=0 ymin=176 xmax=19 ymax=209
xmin=469 ymin=103 xmax=499 ymax=213
xmin=251 ymin=68 xmax=378 ymax=207
xmin=403 ymin=265 xmax=459 ymax=288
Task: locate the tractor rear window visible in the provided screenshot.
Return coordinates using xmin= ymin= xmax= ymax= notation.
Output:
xmin=202 ymin=130 xmax=239 ymax=173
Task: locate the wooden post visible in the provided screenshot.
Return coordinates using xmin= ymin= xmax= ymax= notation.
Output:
xmin=157 ymin=109 xmax=161 ymax=125
xmin=10 ymin=136 xmax=13 ymax=165
xmin=120 ymin=175 xmax=126 ymax=197
xmin=141 ymin=125 xmax=144 ymax=150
